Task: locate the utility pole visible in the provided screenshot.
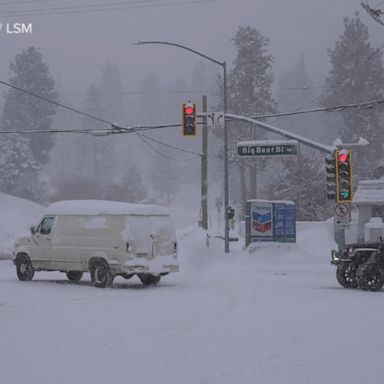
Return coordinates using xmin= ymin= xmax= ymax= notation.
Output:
xmin=201 ymin=95 xmax=208 ymax=230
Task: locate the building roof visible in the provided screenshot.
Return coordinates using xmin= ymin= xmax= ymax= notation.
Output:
xmin=353 ymin=180 xmax=384 ymax=205
xmin=46 ymin=200 xmax=170 ymax=216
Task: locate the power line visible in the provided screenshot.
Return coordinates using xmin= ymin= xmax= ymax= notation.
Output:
xmin=0 ymin=77 xmax=205 ymax=160
xmin=0 ymin=79 xmax=114 ymax=127
xmin=59 ymin=90 xmax=217 ymax=96
xmin=0 ymin=0 xmax=222 ymax=17
xmin=361 ymin=2 xmax=384 ymax=26
xmin=0 ymin=0 xmax=152 ymax=5
xmin=138 ymin=132 xmax=202 ymax=157
xmin=135 ymin=132 xmax=198 ymax=162
xmin=250 ymin=98 xmax=384 ymax=120
xmin=0 ymin=0 xmax=159 ymax=14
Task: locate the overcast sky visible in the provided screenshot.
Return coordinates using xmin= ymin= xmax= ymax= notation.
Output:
xmin=0 ymin=0 xmax=383 ymax=105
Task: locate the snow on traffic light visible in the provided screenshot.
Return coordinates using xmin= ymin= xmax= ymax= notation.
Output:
xmin=182 ymin=101 xmax=196 ymax=136
xmin=335 ymin=149 xmax=352 ymax=203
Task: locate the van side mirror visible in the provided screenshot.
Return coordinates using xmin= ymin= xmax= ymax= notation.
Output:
xmin=30 ymin=226 xmax=36 ymax=235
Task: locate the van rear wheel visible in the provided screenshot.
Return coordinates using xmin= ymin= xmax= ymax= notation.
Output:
xmin=138 ymin=273 xmax=161 ymax=286
xmin=66 ymin=271 xmax=83 ymax=282
xmin=90 ymin=260 xmax=113 ymax=288
xmin=16 ymin=254 xmax=34 ymax=281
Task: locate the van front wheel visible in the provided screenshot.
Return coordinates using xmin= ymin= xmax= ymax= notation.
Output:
xmin=66 ymin=271 xmax=83 ymax=282
xmin=16 ymin=254 xmax=34 ymax=281
xmin=90 ymin=261 xmax=113 ymax=288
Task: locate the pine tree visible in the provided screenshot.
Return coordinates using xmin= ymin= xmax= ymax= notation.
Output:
xmin=120 ymin=164 xmax=147 ymax=202
xmin=276 ymin=55 xmax=322 ymax=140
xmin=215 ymin=26 xmax=276 ymax=217
xmin=98 ymin=61 xmax=125 ymax=122
xmin=81 ymin=84 xmax=108 ymax=184
xmin=0 ymin=47 xmax=56 ymax=201
xmin=136 ymin=73 xmax=163 ymax=124
xmin=1 ymin=47 xmax=57 ymax=165
xmin=0 ymin=134 xmax=43 ymax=202
xmin=320 ymin=14 xmax=384 ymax=178
xmin=150 ymin=155 xmax=179 ymax=204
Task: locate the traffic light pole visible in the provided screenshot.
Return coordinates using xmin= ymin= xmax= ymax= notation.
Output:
xmin=133 ymin=40 xmax=231 ymax=253
xmin=201 ymin=95 xmax=208 ymax=230
xmin=223 ymin=61 xmax=229 ymax=253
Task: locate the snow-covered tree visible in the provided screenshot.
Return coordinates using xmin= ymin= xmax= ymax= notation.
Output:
xmin=1 ymin=47 xmax=57 ymax=165
xmin=267 ymin=154 xmax=332 ymax=221
xmin=150 ymin=155 xmax=179 ymax=204
xmin=119 ymin=164 xmax=148 ymax=202
xmin=135 ymin=73 xmax=164 ymax=125
xmin=276 ymin=55 xmax=322 ymax=140
xmin=98 ymin=61 xmax=125 ymax=122
xmin=0 ymin=47 xmax=56 ymax=201
xmin=215 ymin=26 xmax=276 ymax=216
xmin=80 ymin=84 xmax=111 ymax=184
xmin=320 ymin=14 xmax=384 ymax=179
xmin=0 ymin=134 xmax=43 ymax=202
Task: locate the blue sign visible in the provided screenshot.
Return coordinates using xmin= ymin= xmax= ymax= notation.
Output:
xmin=246 ymin=200 xmax=296 ymax=247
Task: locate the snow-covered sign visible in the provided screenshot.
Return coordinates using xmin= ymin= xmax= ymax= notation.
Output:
xmin=237 ymin=140 xmax=298 ymax=157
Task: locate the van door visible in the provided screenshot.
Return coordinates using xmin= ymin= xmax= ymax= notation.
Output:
xmin=30 ymin=216 xmax=54 ymax=268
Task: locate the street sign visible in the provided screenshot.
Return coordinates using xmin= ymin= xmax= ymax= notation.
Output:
xmin=334 ymin=203 xmax=350 ymax=228
xmin=237 ymin=140 xmax=298 ymax=157
xmin=206 ymin=111 xmax=224 ymax=126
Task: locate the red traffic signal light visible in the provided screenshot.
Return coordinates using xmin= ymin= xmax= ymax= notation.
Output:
xmin=338 ymin=153 xmax=348 ymax=163
xmin=184 ymin=106 xmax=194 ymax=115
xmin=335 ymin=149 xmax=352 ymax=203
xmin=182 ymin=102 xmax=196 ymax=136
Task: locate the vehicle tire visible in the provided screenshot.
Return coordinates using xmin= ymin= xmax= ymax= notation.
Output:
xmin=16 ymin=254 xmax=34 ymax=281
xmin=356 ymin=261 xmax=384 ymax=291
xmin=90 ymin=260 xmax=113 ymax=288
xmin=138 ymin=273 xmax=161 ymax=286
xmin=336 ymin=263 xmax=358 ymax=288
xmin=66 ymin=271 xmax=83 ymax=282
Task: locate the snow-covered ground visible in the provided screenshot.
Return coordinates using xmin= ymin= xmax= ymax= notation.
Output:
xmin=1 ymin=196 xmax=384 ymax=384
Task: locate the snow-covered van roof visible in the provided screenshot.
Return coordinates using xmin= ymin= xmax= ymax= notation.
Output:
xmin=46 ymin=200 xmax=170 ymax=216
xmin=353 ymin=180 xmax=384 ymax=205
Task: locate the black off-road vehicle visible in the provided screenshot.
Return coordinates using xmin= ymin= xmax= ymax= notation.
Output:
xmin=331 ymin=241 xmax=384 ymax=291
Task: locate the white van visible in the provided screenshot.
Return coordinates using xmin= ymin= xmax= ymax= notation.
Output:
xmin=13 ymin=200 xmax=179 ymax=288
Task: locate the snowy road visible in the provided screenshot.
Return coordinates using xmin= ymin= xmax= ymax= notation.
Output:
xmin=0 ymin=223 xmax=383 ymax=384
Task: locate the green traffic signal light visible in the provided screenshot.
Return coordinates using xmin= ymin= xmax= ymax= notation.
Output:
xmin=340 ymin=191 xmax=350 ymax=199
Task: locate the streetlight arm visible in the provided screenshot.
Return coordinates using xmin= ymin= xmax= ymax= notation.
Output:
xmin=133 ymin=39 xmax=230 ymax=253
xmin=133 ymin=40 xmax=224 ymax=67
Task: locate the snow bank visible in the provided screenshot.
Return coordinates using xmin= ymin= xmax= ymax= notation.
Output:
xmin=0 ymin=192 xmax=45 ymax=258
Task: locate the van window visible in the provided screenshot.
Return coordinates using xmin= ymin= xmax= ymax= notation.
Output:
xmin=37 ymin=217 xmax=54 ymax=235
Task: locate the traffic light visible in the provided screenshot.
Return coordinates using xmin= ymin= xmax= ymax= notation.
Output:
xmin=325 ymin=152 xmax=336 ymax=200
xmin=335 ymin=149 xmax=352 ymax=203
xmin=182 ymin=101 xmax=196 ymax=136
